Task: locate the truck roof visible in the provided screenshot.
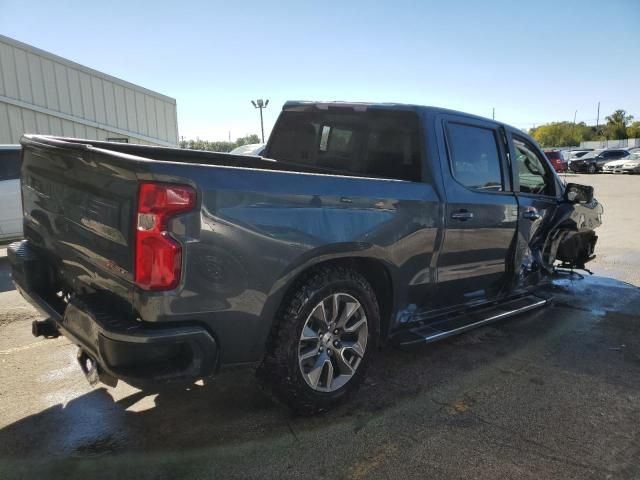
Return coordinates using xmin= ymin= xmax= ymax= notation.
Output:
xmin=282 ymin=100 xmax=512 ymax=130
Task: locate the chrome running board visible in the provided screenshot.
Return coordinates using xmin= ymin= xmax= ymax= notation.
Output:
xmin=393 ymin=294 xmax=550 ymax=347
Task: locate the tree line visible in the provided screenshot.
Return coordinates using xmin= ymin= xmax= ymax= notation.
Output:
xmin=529 ymin=109 xmax=639 ymax=147
xmin=179 ymin=134 xmax=261 ymax=152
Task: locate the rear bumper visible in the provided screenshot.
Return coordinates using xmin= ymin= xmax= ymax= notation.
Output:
xmin=8 ymin=240 xmax=219 ymax=387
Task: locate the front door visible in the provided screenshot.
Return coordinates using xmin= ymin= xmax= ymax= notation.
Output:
xmin=506 ymin=131 xmax=560 ymax=279
xmin=434 ymin=116 xmax=519 ymax=309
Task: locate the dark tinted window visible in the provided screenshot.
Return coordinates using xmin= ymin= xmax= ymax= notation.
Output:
xmin=267 ymin=110 xmax=421 ymax=181
xmin=446 ymin=123 xmax=503 ymax=191
xmin=0 ymin=149 xmax=21 ymax=181
xmin=514 ymin=137 xmax=554 ymax=196
xmin=602 ymin=150 xmax=626 ymax=159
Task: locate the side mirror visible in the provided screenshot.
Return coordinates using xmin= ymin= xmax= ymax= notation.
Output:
xmin=564 ymin=183 xmax=593 ymax=204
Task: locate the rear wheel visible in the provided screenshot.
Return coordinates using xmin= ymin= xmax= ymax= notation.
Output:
xmin=258 ymin=265 xmax=379 ymax=415
xmin=587 ymin=163 xmax=597 ymax=174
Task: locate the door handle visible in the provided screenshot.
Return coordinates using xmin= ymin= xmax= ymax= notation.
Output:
xmin=522 ymin=209 xmax=541 ymax=221
xmin=451 ymin=210 xmax=474 ymax=221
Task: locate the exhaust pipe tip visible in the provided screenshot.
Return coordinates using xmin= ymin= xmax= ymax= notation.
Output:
xmin=31 ymin=319 xmax=60 ymax=339
xmin=77 ymin=349 xmax=118 ymax=388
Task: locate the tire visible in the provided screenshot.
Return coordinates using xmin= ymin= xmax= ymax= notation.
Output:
xmin=587 ymin=164 xmax=597 ymax=174
xmin=257 ymin=265 xmax=379 ymax=415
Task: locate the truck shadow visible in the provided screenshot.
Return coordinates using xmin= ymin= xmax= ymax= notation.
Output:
xmin=0 ymin=274 xmax=638 ymax=470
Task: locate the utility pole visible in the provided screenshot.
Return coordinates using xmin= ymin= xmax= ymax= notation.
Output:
xmin=573 ymin=110 xmax=577 ymax=124
xmin=251 ymin=99 xmax=269 ymax=143
xmin=596 ymin=101 xmax=600 ymax=131
xmin=492 ymin=107 xmax=495 ymax=120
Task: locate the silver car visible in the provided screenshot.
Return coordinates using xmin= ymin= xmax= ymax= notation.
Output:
xmin=229 ymin=143 xmax=265 ymax=156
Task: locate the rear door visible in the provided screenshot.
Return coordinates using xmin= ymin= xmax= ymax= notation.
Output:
xmin=434 ymin=115 xmax=519 ymax=308
xmin=0 ymin=148 xmax=22 ymax=240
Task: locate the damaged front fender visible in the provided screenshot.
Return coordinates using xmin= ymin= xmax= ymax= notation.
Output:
xmin=548 ymin=199 xmax=603 ymax=269
xmin=509 ymin=194 xmax=603 ymax=291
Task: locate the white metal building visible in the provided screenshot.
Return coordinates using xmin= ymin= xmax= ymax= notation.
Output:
xmin=0 ymin=35 xmax=178 ymax=146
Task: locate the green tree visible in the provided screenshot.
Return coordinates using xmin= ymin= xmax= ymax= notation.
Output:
xmin=626 ymin=121 xmax=640 ymax=139
xmin=529 ymin=121 xmax=595 ymax=147
xmin=604 ymin=109 xmax=634 ymax=140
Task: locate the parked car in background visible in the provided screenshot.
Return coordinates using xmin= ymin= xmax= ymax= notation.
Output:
xmin=603 ymin=157 xmax=631 ymax=173
xmin=621 ymin=152 xmax=640 ymax=174
xmin=544 ymin=150 xmax=567 ymax=172
xmin=568 ymin=149 xmax=592 ymax=160
xmin=0 ymin=145 xmax=22 ymax=244
xmin=568 ymin=148 xmax=630 ymax=173
xmin=229 ymin=143 xmax=265 ymax=156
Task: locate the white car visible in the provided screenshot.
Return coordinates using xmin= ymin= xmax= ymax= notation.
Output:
xmin=0 ymin=145 xmax=22 ymax=244
xmin=229 ymin=143 xmax=265 ymax=156
xmin=621 ymin=153 xmax=640 ymax=174
xmin=602 ymin=158 xmax=631 ymax=173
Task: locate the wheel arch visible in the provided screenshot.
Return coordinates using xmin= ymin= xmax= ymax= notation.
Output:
xmin=260 ymin=254 xmax=396 ymax=351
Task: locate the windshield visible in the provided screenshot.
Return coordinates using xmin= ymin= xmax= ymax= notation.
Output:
xmin=578 ymin=150 xmax=603 ymax=160
xmin=570 ymin=151 xmax=589 ymax=159
xmin=229 ymin=143 xmax=265 ymax=156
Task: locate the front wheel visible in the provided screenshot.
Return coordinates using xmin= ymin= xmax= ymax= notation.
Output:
xmin=258 ymin=266 xmax=379 ymax=415
xmin=587 ymin=164 xmax=597 ymax=174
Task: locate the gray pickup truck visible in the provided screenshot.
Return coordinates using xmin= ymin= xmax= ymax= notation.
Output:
xmin=9 ymin=101 xmax=602 ymax=414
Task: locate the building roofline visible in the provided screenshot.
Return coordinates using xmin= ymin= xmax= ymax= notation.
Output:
xmin=0 ymin=34 xmax=176 ymax=104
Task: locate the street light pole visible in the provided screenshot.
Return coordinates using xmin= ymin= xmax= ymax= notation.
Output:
xmin=251 ymin=99 xmax=269 ymax=143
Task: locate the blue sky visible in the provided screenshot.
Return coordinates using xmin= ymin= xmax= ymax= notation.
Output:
xmin=1 ymin=0 xmax=638 ymax=141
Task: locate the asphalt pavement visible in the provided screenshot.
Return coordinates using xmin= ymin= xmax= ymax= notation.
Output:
xmin=0 ymin=173 xmax=639 ymax=479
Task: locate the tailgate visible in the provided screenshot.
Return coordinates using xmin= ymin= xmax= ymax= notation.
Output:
xmin=20 ymin=136 xmax=140 ymax=305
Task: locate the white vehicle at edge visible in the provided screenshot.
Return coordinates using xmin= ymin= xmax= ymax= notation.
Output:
xmin=0 ymin=145 xmax=23 ymax=243
xmin=229 ymin=143 xmax=266 ymax=156
xmin=602 ymin=158 xmax=631 ymax=173
xmin=622 ymin=153 xmax=640 ymax=174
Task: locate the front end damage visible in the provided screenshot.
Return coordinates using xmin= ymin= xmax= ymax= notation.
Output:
xmin=513 ymin=197 xmax=603 ymax=289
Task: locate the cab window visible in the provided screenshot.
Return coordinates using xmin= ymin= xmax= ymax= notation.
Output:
xmin=513 ymin=137 xmax=555 ymax=196
xmin=267 ymin=110 xmax=422 ymax=182
xmin=446 ymin=122 xmax=504 ymax=192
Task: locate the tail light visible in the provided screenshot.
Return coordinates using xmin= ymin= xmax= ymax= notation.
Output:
xmin=135 ymin=183 xmax=196 ymax=290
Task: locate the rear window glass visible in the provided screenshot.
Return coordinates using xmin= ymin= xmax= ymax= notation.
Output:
xmin=0 ymin=149 xmax=21 ymax=181
xmin=446 ymin=123 xmax=503 ymax=192
xmin=545 ymin=151 xmax=562 ymax=160
xmin=266 ymin=109 xmax=422 ymax=181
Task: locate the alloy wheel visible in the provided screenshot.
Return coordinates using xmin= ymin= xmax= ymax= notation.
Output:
xmin=298 ymin=293 xmax=368 ymax=392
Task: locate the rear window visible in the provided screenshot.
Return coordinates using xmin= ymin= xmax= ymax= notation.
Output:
xmin=266 ymin=109 xmax=422 ymax=181
xmin=544 ymin=151 xmax=562 ymax=160
xmin=0 ymin=149 xmax=21 ymax=181
xmin=446 ymin=123 xmax=503 ymax=192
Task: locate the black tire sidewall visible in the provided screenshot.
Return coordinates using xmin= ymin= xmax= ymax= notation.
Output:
xmin=262 ymin=266 xmax=380 ymax=414
xmin=289 ymin=279 xmax=376 ymax=398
